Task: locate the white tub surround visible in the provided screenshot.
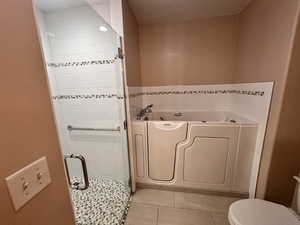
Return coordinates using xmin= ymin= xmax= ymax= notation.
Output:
xmin=129 ymin=82 xmax=273 ymax=196
xmin=128 ymin=86 xmax=143 ymax=118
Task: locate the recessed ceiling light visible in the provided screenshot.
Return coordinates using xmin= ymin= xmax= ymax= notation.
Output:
xmin=99 ymin=26 xmax=108 ymax=32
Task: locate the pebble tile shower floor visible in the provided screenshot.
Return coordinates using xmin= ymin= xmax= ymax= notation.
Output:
xmin=70 ymin=177 xmax=130 ymax=225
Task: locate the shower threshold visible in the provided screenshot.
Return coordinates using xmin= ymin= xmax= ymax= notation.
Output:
xmin=70 ymin=177 xmax=130 ymax=225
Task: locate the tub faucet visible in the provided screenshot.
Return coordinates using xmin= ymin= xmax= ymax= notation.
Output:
xmin=137 ymin=104 xmax=153 ymax=120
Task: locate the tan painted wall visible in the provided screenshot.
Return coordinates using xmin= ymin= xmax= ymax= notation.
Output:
xmin=0 ymin=1 xmax=75 ymax=224
xmin=138 ymin=16 xmax=239 ymax=86
xmin=123 ymin=0 xmax=142 ymax=87
xmin=125 ymin=0 xmax=300 ymax=201
xmin=233 ymin=0 xmax=300 ymax=199
xmin=265 ymin=19 xmax=300 ymax=205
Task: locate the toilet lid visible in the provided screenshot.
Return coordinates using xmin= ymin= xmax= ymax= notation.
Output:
xmin=229 ymin=199 xmax=300 ymax=225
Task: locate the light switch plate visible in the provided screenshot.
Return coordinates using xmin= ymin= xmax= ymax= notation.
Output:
xmin=5 ymin=157 xmax=52 ymax=211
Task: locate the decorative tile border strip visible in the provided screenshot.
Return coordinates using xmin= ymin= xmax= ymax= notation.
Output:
xmin=129 ymin=89 xmax=265 ymax=98
xmin=52 ymin=94 xmax=124 ymax=100
xmin=47 ymin=56 xmax=118 ymax=68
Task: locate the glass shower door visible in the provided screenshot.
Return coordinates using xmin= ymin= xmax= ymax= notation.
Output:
xmin=33 ymin=0 xmax=130 ymax=224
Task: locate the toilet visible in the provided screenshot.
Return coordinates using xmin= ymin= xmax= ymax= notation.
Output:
xmin=229 ymin=176 xmax=300 ymax=225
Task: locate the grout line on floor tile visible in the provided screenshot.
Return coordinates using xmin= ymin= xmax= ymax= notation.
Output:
xmin=156 ymin=207 xmax=159 ymax=225
xmin=173 ymin=204 xmax=230 ymax=214
xmin=173 ymin=191 xmax=175 ymax=208
xmin=209 ymin=212 xmax=217 ymax=225
xmin=157 ymin=205 xmax=223 ymax=215
xmin=131 ymin=201 xmax=168 ymax=208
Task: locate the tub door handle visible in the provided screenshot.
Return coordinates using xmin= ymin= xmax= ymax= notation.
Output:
xmin=64 ymin=154 xmax=89 ymax=190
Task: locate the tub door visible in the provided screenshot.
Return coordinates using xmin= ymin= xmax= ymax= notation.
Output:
xmin=148 ymin=121 xmax=187 ymax=181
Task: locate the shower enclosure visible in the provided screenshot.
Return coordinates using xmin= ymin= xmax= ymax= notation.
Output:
xmin=33 ymin=0 xmax=131 ymax=224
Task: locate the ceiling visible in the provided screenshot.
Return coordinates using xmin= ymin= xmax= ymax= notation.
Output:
xmin=36 ymin=0 xmax=108 ymax=12
xmin=36 ymin=0 xmax=85 ymax=11
xmin=128 ymin=0 xmax=252 ymax=24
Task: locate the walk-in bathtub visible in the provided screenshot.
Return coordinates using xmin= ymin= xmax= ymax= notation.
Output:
xmin=132 ymin=111 xmax=258 ymax=195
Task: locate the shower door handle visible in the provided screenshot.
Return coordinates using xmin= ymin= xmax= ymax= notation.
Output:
xmin=64 ymin=154 xmax=89 ymax=190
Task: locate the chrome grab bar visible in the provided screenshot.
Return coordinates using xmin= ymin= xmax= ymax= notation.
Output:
xmin=67 ymin=125 xmax=121 ymax=132
xmin=64 ymin=154 xmax=89 ymax=190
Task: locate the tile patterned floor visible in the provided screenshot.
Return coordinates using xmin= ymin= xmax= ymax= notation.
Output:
xmin=125 ymin=189 xmax=240 ymax=225
xmin=71 ymin=177 xmax=130 ymax=225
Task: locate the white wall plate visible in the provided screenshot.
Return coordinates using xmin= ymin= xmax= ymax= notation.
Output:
xmin=5 ymin=157 xmax=52 ymax=211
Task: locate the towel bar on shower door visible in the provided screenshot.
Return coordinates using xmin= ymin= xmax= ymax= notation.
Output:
xmin=67 ymin=125 xmax=121 ymax=132
xmin=64 ymin=154 xmax=89 ymax=190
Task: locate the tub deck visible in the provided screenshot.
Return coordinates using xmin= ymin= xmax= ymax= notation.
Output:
xmin=143 ymin=111 xmax=256 ymax=125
